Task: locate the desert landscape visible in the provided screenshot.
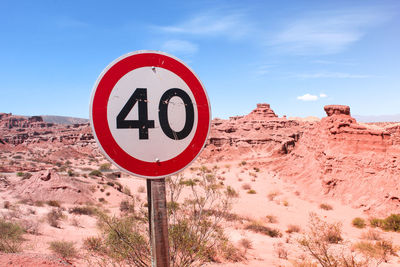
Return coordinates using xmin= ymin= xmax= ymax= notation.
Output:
xmin=0 ymin=103 xmax=400 ymax=266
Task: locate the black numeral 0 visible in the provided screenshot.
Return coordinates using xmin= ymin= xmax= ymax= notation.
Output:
xmin=159 ymin=88 xmax=194 ymax=140
xmin=116 ymin=88 xmax=194 ymax=140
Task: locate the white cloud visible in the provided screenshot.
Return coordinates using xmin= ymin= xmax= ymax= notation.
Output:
xmin=161 ymin=40 xmax=198 ymax=55
xmin=295 ymin=72 xmax=371 ymax=79
xmin=319 ymin=93 xmax=327 ymax=98
xmin=271 ymin=9 xmax=389 ymax=55
xmin=155 ymin=10 xmax=251 ymax=40
xmin=255 ymin=65 xmax=272 ymax=75
xmin=297 ymin=94 xmax=319 ymax=101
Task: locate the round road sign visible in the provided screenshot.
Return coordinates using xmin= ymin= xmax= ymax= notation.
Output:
xmin=89 ymin=51 xmax=211 ymax=179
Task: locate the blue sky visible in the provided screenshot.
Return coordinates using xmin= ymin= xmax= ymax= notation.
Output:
xmin=1 ymin=0 xmax=399 ymax=119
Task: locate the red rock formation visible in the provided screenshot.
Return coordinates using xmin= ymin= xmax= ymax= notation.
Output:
xmin=267 ymin=105 xmax=400 ymax=216
xmin=205 ymin=104 xmax=302 ymax=161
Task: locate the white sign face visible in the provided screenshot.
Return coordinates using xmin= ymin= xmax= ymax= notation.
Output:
xmin=90 ymin=50 xmax=211 ymax=178
xmin=107 ymin=67 xmax=198 ymax=162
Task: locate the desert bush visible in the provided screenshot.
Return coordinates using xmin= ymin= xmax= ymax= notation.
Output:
xmin=49 ymin=240 xmax=78 ymax=260
xmin=274 ymin=242 xmax=288 ymax=259
xmin=241 ymin=183 xmax=251 ymax=190
xmin=369 ymin=214 xmax=400 ymax=232
xmin=245 ymin=221 xmax=282 ymax=237
xmin=352 ymin=217 xmax=366 ymax=229
xmin=16 ymin=172 xmax=24 ymax=177
xmin=287 ymin=224 xmax=301 ymax=233
xmin=67 ymin=169 xmax=75 ymax=177
xmin=361 ymin=229 xmax=382 ymax=241
xmin=247 ymin=189 xmax=256 ymax=194
xmin=267 ymin=191 xmax=280 ymax=201
xmin=370 ymin=217 xmax=384 ymax=228
xmin=70 ymin=216 xmax=80 ymax=227
xmin=239 ymin=161 xmax=247 ymax=166
xmin=319 ymin=203 xmax=333 ymax=210
xmin=238 ymin=237 xmax=252 ymax=253
xmin=381 ymin=214 xmax=400 ymax=231
xmin=34 ymin=200 xmax=44 ymax=207
xmin=266 ymin=215 xmax=278 ymax=223
xmin=89 ymin=170 xmax=102 ymax=177
xmin=0 ymin=219 xmax=24 ymax=252
xmin=92 ymin=169 xmax=241 ymax=267
xmin=47 ymin=208 xmax=64 ymax=228
xmin=353 ymin=240 xmax=396 ymax=263
xmin=47 ymin=200 xmax=61 ymax=207
xmin=69 ymin=205 xmax=96 ymax=216
xmin=297 ymin=213 xmax=376 ymax=267
xmin=83 ymin=236 xmax=104 ymax=252
xmin=20 ymin=218 xmax=40 ymax=235
xmin=97 ymin=214 xmax=150 ymax=266
xmin=226 ymin=186 xmax=239 ymax=198
xmin=119 ymin=199 xmax=135 ymax=213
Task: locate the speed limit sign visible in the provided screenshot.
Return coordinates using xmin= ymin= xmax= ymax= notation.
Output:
xmin=89 ymin=51 xmax=211 ymax=178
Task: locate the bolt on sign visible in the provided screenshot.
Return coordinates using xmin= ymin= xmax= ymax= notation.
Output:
xmin=90 ymin=50 xmax=211 ymax=179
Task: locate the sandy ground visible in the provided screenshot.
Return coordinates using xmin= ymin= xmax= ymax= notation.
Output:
xmin=1 ymin=157 xmax=400 ymax=266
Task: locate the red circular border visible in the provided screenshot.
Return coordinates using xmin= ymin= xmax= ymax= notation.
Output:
xmin=91 ymin=52 xmax=210 ymax=178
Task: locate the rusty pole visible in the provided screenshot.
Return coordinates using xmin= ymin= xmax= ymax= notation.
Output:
xmin=147 ymin=178 xmax=170 ymax=267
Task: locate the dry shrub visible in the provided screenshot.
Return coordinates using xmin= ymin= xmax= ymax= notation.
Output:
xmin=49 ymin=240 xmax=78 ymax=261
xmin=274 ymin=242 xmax=288 ymax=259
xmin=373 ymin=214 xmax=400 ymax=232
xmin=70 ymin=216 xmax=80 ymax=227
xmin=119 ymin=199 xmax=135 ymax=213
xmin=47 ymin=208 xmax=64 ymax=228
xmin=352 ymin=217 xmax=366 ymax=229
xmin=225 ymin=186 xmax=239 ymax=198
xmin=83 ymin=236 xmax=104 ymax=252
xmin=286 ymin=224 xmax=301 ymax=234
xmin=319 ymin=203 xmax=333 ymax=210
xmin=20 ymin=218 xmax=40 ymax=235
xmin=0 ymin=219 xmax=24 ymax=252
xmin=247 ymin=189 xmax=256 ymax=194
xmin=298 ymin=213 xmax=384 ymax=267
xmin=361 ymin=229 xmax=382 ymax=241
xmin=90 ymin=170 xmax=242 ymax=267
xmin=265 ymin=215 xmax=278 ymax=223
xmin=353 ymin=240 xmax=396 ymax=263
xmin=47 ymin=200 xmax=61 ymax=207
xmin=238 ymin=237 xmax=252 ymax=253
xmin=69 ymin=205 xmax=96 ymax=216
xmin=267 ymin=191 xmax=280 ymax=201
xmin=245 ymin=220 xmax=282 ymax=237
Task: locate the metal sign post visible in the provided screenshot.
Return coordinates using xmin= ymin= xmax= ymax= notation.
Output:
xmin=90 ymin=51 xmax=210 ymax=267
xmin=147 ymin=179 xmax=170 ymax=267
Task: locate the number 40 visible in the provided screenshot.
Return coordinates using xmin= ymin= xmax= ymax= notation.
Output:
xmin=116 ymin=88 xmax=194 ymax=140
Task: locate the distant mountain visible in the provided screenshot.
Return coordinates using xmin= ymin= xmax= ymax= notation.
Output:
xmin=41 ymin=115 xmax=89 ymax=125
xmin=354 ymin=114 xmax=400 ymax=123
